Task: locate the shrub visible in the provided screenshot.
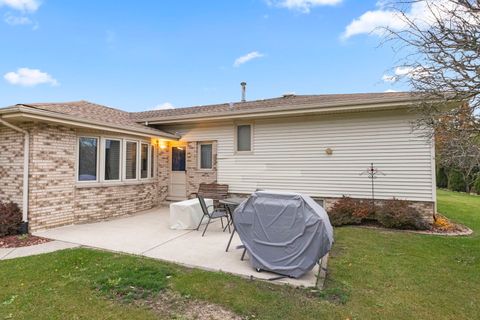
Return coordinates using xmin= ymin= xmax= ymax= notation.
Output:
xmin=474 ymin=175 xmax=480 ymax=195
xmin=448 ymin=170 xmax=466 ymax=192
xmin=328 ymin=196 xmax=374 ymax=226
xmin=376 ymin=198 xmax=429 ymax=230
xmin=436 ymin=167 xmax=448 ymax=188
xmin=0 ymin=202 xmax=22 ymax=237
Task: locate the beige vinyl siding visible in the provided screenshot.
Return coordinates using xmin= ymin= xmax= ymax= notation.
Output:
xmin=164 ymin=109 xmax=435 ymax=202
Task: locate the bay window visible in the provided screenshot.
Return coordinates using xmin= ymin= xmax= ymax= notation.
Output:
xmin=125 ymin=141 xmax=138 ymax=180
xmin=104 ymin=139 xmax=121 ymax=181
xmin=78 ymin=137 xmax=98 ymax=181
xmin=78 ymin=135 xmax=156 ymax=184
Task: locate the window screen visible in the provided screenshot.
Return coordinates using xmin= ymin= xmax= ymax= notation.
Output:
xmin=78 ymin=137 xmax=98 ymax=181
xmin=125 ymin=141 xmax=137 ymax=179
xmin=237 ymin=125 xmax=251 ymax=152
xmin=200 ymin=144 xmax=213 ymax=169
xmin=104 ymin=139 xmax=120 ymax=180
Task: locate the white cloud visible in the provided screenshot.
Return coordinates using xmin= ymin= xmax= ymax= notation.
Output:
xmin=153 ymin=102 xmax=174 ymax=110
xmin=382 ymin=74 xmax=396 ymax=83
xmin=382 ymin=66 xmax=425 ymax=83
xmin=233 ymin=51 xmax=264 ymax=67
xmin=4 ymin=68 xmax=59 ymax=87
xmin=267 ymin=0 xmax=342 ymax=13
xmin=342 ymin=9 xmax=406 ymax=39
xmin=0 ymin=0 xmax=41 ymax=12
xmin=342 ymin=0 xmax=467 ymax=39
xmin=384 ymin=89 xmax=398 ymax=93
xmin=4 ymin=13 xmax=32 ymax=25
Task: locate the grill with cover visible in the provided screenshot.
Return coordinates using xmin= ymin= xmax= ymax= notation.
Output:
xmin=234 ymin=191 xmax=334 ymax=278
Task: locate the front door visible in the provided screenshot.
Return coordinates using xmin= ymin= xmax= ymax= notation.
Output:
xmin=169 ymin=146 xmax=187 ymax=200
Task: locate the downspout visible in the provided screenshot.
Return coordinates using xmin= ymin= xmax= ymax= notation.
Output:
xmin=0 ymin=117 xmax=29 ymax=233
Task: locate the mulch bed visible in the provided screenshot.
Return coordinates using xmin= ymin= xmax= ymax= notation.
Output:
xmin=0 ymin=234 xmax=51 ymax=248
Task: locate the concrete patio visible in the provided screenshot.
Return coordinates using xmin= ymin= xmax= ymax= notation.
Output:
xmin=34 ymin=206 xmax=325 ymax=287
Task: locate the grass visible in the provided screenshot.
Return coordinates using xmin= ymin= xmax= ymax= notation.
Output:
xmin=1 ymin=189 xmax=479 ymax=319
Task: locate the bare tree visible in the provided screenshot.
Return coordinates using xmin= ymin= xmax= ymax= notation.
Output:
xmin=382 ymin=0 xmax=480 ymax=131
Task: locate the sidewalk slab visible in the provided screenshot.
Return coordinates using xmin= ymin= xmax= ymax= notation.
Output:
xmin=1 ymin=241 xmax=79 ymax=260
xmin=0 ymin=248 xmax=15 ymax=259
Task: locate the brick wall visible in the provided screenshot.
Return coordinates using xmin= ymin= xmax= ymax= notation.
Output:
xmin=185 ymin=141 xmax=217 ymax=197
xmin=74 ymin=182 xmax=159 ymax=224
xmin=28 ymin=124 xmax=77 ymax=230
xmin=158 ymin=144 xmax=169 ymax=201
xmin=0 ymin=123 xmax=170 ymax=231
xmin=0 ymin=125 xmax=25 ymax=207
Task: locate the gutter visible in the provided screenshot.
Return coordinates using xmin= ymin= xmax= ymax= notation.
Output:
xmin=0 ymin=117 xmax=29 ymax=233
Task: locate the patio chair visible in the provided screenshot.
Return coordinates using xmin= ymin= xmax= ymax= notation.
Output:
xmin=192 ymin=183 xmax=229 ymax=208
xmin=196 ymin=195 xmax=231 ymax=237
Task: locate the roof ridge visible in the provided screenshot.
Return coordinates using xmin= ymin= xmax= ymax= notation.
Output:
xmin=131 ymin=91 xmax=414 ymax=116
xmin=21 ymin=100 xmax=131 ymax=115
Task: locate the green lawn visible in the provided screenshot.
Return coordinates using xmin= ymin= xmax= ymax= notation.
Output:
xmin=1 ymin=190 xmax=479 ymax=319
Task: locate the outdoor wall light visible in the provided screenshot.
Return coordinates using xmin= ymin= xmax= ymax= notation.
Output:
xmin=325 ymin=148 xmax=333 ymax=155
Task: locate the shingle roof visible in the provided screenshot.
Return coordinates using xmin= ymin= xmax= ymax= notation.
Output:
xmin=131 ymin=92 xmax=421 ymax=122
xmin=17 ymin=100 xmax=176 ymax=138
xmin=5 ymin=92 xmax=427 ymax=133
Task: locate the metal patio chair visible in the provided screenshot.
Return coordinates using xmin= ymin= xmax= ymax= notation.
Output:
xmin=196 ymin=195 xmax=231 ymax=237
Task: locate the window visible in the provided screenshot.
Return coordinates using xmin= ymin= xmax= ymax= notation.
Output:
xmin=78 ymin=137 xmax=98 ymax=181
xmin=150 ymin=145 xmax=155 ymax=178
xmin=77 ymin=136 xmax=155 ymax=184
xmin=140 ymin=143 xmax=149 ymax=179
xmin=199 ymin=143 xmax=213 ymax=169
xmin=125 ymin=141 xmax=138 ymax=179
xmin=236 ymin=124 xmax=252 ymax=152
xmin=104 ymin=139 xmax=121 ymax=181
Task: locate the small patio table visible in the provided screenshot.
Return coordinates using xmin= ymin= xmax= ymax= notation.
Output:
xmin=220 ymin=197 xmax=245 ymax=252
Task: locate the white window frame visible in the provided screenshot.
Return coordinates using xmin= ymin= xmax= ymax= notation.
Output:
xmin=198 ymin=142 xmax=213 ymax=170
xmin=76 ymin=134 xmax=156 ymax=186
xmin=234 ymin=122 xmax=254 ymax=154
xmin=140 ymin=142 xmax=150 ymax=180
xmin=101 ymin=137 xmax=122 ymax=183
xmin=76 ymin=136 xmax=100 ymax=183
xmin=123 ymin=139 xmax=139 ymax=181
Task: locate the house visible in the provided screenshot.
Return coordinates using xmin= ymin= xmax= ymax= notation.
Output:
xmin=0 ymin=92 xmax=441 ymax=232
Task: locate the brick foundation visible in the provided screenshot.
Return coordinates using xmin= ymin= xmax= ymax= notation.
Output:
xmin=228 ymin=193 xmax=435 ymax=223
xmin=323 ymin=197 xmax=434 ymax=223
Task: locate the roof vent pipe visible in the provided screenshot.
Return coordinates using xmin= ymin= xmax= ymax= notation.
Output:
xmin=240 ymin=82 xmax=247 ymax=102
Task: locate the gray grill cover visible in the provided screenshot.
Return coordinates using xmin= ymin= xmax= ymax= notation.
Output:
xmin=234 ymin=191 xmax=334 ymax=278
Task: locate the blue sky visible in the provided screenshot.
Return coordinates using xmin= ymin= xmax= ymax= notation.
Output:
xmin=0 ymin=0 xmax=411 ymax=112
